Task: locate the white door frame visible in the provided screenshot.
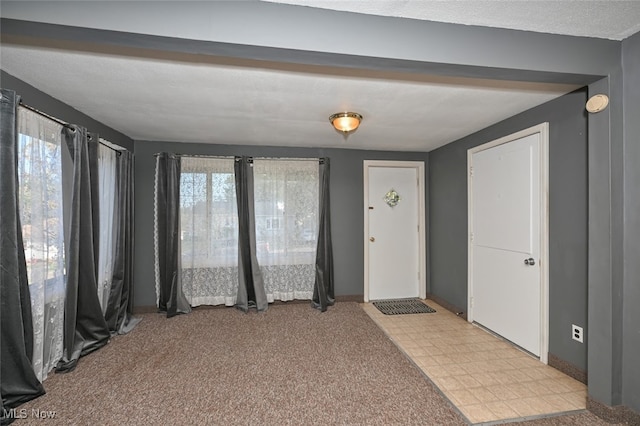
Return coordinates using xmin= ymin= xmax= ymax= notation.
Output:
xmin=363 ymin=160 xmax=426 ymax=302
xmin=467 ymin=123 xmax=550 ymax=363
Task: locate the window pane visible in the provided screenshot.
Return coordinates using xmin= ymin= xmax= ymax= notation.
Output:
xmin=97 ymin=144 xmax=118 ymax=312
xmin=180 ymin=171 xmax=209 ymax=267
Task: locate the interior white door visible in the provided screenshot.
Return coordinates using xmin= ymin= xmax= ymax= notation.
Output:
xmin=367 ymin=166 xmax=420 ymax=300
xmin=471 ymin=133 xmax=541 ymax=356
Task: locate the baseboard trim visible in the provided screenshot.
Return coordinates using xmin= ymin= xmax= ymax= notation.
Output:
xmin=587 ymin=397 xmax=640 ymax=425
xmin=133 ymin=305 xmax=158 ymax=314
xmin=548 ymin=353 xmax=587 ymax=384
xmin=336 ymin=294 xmax=364 ymax=303
xmin=426 ymin=293 xmax=467 ymax=320
xmin=133 ymin=296 xmax=365 ymax=315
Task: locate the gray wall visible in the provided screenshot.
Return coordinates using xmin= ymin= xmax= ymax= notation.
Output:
xmin=622 ymin=31 xmax=640 ymax=413
xmin=133 ymin=140 xmax=429 ymax=308
xmin=587 ymin=74 xmax=625 ymax=407
xmin=0 ymin=70 xmax=134 ymax=151
xmin=429 ymin=88 xmax=588 ymax=371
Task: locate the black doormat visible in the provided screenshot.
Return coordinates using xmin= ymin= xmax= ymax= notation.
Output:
xmin=372 ymin=298 xmax=436 ymax=315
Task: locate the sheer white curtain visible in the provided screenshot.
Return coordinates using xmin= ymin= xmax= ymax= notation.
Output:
xmin=97 ymin=143 xmax=118 ymax=312
xmin=17 ymin=107 xmax=65 ymax=382
xmin=253 ymin=159 xmax=318 ymax=302
xmin=180 ymin=157 xmax=239 ymax=306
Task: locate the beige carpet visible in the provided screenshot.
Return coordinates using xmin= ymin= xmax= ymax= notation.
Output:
xmin=18 ymin=303 xmax=465 ymax=425
xmin=16 ymin=302 xmax=618 ymax=425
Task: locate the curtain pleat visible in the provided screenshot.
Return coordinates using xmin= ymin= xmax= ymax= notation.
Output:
xmin=1 ymin=88 xmax=46 ymax=423
xmin=154 ymin=153 xmax=190 ymax=318
xmin=312 ymin=158 xmax=335 ymax=312
xmin=105 ymin=151 xmax=141 ymax=333
xmin=56 ymin=126 xmax=110 ymax=373
xmin=234 ymin=157 xmax=267 ymax=312
xmin=88 ymin=133 xmax=101 ymax=276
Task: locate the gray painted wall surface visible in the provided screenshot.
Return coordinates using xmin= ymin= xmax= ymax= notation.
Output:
xmin=622 ymin=31 xmax=640 ymax=413
xmin=587 ymin=75 xmax=624 ymax=406
xmin=0 ymin=70 xmax=134 ymax=151
xmin=428 ymin=88 xmax=588 ymax=371
xmin=133 ymin=140 xmax=429 ymax=308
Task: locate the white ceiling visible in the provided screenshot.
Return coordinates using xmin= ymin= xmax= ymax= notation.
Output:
xmin=2 ymin=1 xmax=639 ymax=152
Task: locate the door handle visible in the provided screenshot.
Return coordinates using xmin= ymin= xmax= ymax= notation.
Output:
xmin=369 ymin=237 xmax=375 ymax=242
xmin=524 ymin=258 xmax=535 ymax=266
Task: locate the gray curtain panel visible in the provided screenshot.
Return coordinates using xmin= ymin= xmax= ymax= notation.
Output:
xmin=105 ymin=151 xmax=141 ymax=334
xmin=312 ymin=158 xmax=335 ymax=312
xmin=56 ymin=126 xmax=110 ymax=373
xmin=0 ymin=89 xmax=45 ymax=421
xmin=234 ymin=156 xmax=267 ymax=312
xmin=154 ymin=153 xmax=190 ymax=318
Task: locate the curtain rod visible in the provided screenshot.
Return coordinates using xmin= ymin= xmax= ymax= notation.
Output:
xmin=158 ymin=154 xmax=234 ymax=159
xmin=235 ymin=156 xmax=325 ymax=164
xmin=154 ymin=153 xmax=323 ymax=163
xmin=18 ymin=102 xmax=123 ymax=154
xmin=250 ymin=157 xmax=322 ymax=162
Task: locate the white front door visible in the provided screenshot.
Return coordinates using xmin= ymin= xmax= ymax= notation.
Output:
xmin=364 ymin=161 xmax=425 ymax=301
xmin=468 ymin=124 xmax=548 ymax=358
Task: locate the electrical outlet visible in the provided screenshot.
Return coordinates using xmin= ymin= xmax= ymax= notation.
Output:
xmin=572 ymin=324 xmax=584 ymax=343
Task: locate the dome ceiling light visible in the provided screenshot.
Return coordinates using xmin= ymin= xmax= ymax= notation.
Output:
xmin=329 ymin=112 xmax=363 ymax=135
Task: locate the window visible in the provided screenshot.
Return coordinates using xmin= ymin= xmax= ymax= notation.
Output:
xmin=17 ymin=107 xmax=65 ymax=382
xmin=180 ymin=157 xmax=239 ymax=306
xmin=253 ymin=159 xmax=318 ymax=302
xmin=177 ymin=156 xmax=319 ymax=306
xmin=97 ymin=144 xmax=118 ymax=312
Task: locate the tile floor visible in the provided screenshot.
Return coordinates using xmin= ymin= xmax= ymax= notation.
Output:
xmin=361 ymin=300 xmax=587 ymax=424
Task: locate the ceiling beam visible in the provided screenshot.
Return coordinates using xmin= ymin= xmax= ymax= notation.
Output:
xmin=0 ymin=0 xmax=620 ymax=84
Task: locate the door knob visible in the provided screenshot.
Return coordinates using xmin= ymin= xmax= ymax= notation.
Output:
xmin=524 ymin=258 xmax=535 ymax=266
xmin=369 ymin=237 xmax=375 ymax=242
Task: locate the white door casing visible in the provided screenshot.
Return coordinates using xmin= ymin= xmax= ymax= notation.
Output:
xmin=364 ymin=161 xmax=426 ymax=302
xmin=467 ymin=123 xmax=549 ymax=362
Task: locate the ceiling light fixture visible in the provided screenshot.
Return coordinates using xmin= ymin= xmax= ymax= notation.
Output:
xmin=329 ymin=112 xmax=363 ymax=135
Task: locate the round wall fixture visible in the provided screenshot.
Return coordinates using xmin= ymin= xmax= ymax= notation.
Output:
xmin=586 ymin=94 xmax=609 ymax=113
